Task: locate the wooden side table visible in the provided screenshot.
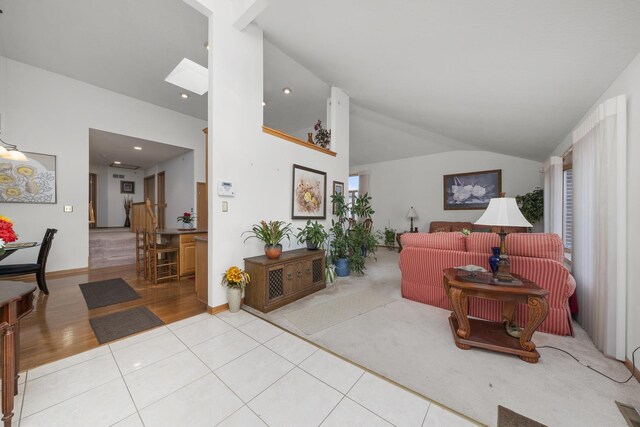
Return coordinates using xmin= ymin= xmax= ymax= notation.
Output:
xmin=443 ymin=269 xmax=549 ymax=363
xmin=396 ymin=230 xmax=418 ymax=253
xmin=0 ymin=282 xmax=36 ymax=426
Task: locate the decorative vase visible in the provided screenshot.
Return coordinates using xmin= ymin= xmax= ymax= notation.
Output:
xmin=307 ymin=133 xmax=313 ymax=143
xmin=182 ymin=222 xmax=194 ymax=229
xmin=334 ymin=258 xmax=350 ymax=277
xmin=124 ymin=213 xmax=130 ymax=228
xmin=306 ymin=240 xmax=319 ymax=250
xmin=264 ymin=244 xmax=283 ymax=259
xmin=489 ymin=246 xmax=501 ymax=276
xmin=227 ymin=287 xmax=242 ymax=313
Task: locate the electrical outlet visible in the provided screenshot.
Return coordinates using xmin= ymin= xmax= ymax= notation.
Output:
xmin=222 ymin=201 xmax=228 ymax=212
xmin=64 ymin=205 xmax=73 ymax=213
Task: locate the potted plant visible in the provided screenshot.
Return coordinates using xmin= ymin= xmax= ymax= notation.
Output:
xmin=221 ymin=266 xmax=250 ymax=313
xmin=349 ymin=193 xmax=381 ymax=271
xmin=313 ymin=120 xmax=331 ymax=149
xmin=383 ymin=227 xmax=396 ymax=250
xmin=296 ymin=220 xmax=328 ymax=250
xmin=329 ymin=193 xmax=351 ymax=276
xmin=516 ymin=188 xmax=544 ymax=225
xmin=177 ymin=212 xmax=196 ymax=229
xmin=243 ymin=220 xmax=293 ymax=259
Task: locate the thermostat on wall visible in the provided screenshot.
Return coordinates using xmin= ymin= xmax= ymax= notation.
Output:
xmin=217 ymin=181 xmax=235 ymax=197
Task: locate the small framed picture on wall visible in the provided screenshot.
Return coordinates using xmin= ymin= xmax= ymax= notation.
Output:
xmin=120 ymin=180 xmax=135 ymax=194
xmin=332 ymin=181 xmax=344 ymax=215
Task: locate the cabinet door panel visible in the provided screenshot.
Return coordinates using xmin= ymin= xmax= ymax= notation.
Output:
xmin=182 ymin=244 xmax=196 ymax=275
xmin=267 ymin=267 xmax=285 ymax=301
xmin=302 ymin=260 xmax=313 ymax=287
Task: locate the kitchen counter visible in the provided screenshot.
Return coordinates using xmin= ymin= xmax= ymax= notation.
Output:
xmin=156 ymin=228 xmax=207 ymax=235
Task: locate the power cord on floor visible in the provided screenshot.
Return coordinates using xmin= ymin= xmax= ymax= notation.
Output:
xmin=538 ymin=345 xmax=639 ymax=384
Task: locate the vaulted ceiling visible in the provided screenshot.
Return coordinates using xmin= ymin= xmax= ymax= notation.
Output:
xmin=2 ymin=0 xmax=640 ymax=165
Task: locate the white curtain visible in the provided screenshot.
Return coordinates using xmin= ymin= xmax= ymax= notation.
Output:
xmin=543 ymin=156 xmax=563 ymax=237
xmin=572 ymin=95 xmax=627 ymax=360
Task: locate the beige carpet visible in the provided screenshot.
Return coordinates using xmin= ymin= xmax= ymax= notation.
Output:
xmin=256 ymin=250 xmax=640 ymax=427
xmin=283 ymin=291 xmax=395 ymax=335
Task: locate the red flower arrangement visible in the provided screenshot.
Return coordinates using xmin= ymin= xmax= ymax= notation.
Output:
xmin=177 ymin=212 xmax=195 ymax=224
xmin=0 ymin=215 xmax=18 ymax=249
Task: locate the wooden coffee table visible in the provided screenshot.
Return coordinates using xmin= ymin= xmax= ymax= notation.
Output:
xmin=443 ymin=268 xmax=549 ymax=363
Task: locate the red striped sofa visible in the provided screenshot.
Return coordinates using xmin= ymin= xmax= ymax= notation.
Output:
xmin=399 ymin=232 xmax=576 ymax=336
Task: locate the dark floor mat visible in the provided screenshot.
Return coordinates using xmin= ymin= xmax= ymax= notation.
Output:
xmin=498 ymin=406 xmax=547 ymax=427
xmin=79 ymin=278 xmax=141 ymax=309
xmin=89 ymin=307 xmax=164 ymax=344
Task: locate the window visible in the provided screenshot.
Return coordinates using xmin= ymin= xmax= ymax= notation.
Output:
xmin=563 ymin=155 xmax=573 ymax=253
xmin=348 ymin=175 xmax=359 ymax=217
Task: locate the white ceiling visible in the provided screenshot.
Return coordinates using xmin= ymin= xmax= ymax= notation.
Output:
xmin=89 ymin=129 xmax=191 ymax=170
xmin=0 ymin=0 xmax=208 ymax=120
xmin=3 ymin=0 xmax=640 ymax=164
xmin=256 ymin=0 xmax=640 ymax=161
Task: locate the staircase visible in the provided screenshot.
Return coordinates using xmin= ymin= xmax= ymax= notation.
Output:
xmin=89 ymin=228 xmax=136 ymax=269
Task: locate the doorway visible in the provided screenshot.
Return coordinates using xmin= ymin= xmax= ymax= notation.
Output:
xmin=157 ymin=171 xmax=166 ymax=229
xmin=144 ymin=174 xmax=156 ymax=206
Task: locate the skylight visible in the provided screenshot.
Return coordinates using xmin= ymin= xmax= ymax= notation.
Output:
xmin=164 ymin=58 xmax=208 ymax=95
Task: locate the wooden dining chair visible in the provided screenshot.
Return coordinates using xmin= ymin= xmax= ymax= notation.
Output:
xmin=135 ymin=226 xmax=146 ymax=277
xmin=144 ymin=228 xmax=179 ymax=284
xmin=0 ymin=228 xmax=58 ymax=294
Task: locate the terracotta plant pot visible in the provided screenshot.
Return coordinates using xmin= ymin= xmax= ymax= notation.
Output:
xmin=264 ymin=244 xmax=283 ymax=259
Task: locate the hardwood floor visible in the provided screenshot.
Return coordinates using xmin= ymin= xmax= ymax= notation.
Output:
xmin=16 ymin=264 xmax=206 ymax=371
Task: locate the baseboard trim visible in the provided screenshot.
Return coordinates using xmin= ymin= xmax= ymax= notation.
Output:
xmin=207 ymin=304 xmax=229 ymax=314
xmin=8 ymin=267 xmax=89 ymax=282
xmin=624 ymin=358 xmax=640 ymax=382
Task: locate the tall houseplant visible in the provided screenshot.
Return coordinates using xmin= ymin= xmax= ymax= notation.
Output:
xmin=243 ymin=220 xmax=293 ymax=259
xmin=516 ymin=188 xmax=544 ymax=225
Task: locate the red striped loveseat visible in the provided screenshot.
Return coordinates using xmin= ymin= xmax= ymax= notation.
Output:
xmin=399 ymin=232 xmax=576 ymax=336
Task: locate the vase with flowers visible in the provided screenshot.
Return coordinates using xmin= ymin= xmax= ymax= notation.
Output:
xmin=177 ymin=212 xmax=196 ymax=229
xmin=221 ymin=266 xmax=251 ymax=313
xmin=0 ymin=215 xmax=18 ymax=255
xmin=243 ymin=220 xmax=292 ymax=259
xmin=123 ymin=196 xmax=133 ymax=228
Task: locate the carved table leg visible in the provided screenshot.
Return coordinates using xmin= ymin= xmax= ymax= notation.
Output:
xmin=2 ymin=303 xmax=17 ymax=427
xmin=449 ymin=288 xmax=470 ymax=339
xmin=520 ymin=296 xmax=549 ymax=352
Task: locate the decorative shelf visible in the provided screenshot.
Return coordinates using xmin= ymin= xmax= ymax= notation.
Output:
xmin=262 ymin=126 xmax=337 ymax=157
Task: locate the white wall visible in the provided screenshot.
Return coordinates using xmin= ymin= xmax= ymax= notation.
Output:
xmin=549 ymin=51 xmax=640 ymax=364
xmin=0 ymin=56 xmax=206 ymax=271
xmin=350 ymin=151 xmax=543 ymax=233
xmin=145 ymin=151 xmax=196 ymax=228
xmin=205 ymin=0 xmax=349 ymax=308
xmin=89 ymin=164 xmax=144 ymax=228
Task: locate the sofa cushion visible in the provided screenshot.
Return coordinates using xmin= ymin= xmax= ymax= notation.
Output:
xmin=465 ymin=233 xmax=500 ymax=254
xmin=402 ymin=232 xmax=466 ymax=251
xmin=505 ymin=233 xmax=564 ymax=262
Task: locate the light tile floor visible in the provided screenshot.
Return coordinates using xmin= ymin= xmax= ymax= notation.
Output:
xmin=13 ymin=311 xmax=477 ymax=427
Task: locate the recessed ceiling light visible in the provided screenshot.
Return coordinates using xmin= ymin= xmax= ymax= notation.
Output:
xmin=262 ymin=101 xmax=266 ymax=107
xmin=134 ymin=146 xmax=142 ymax=150
xmin=282 ymin=87 xmax=291 ymax=94
xmin=114 ymin=161 xmax=121 ymax=164
xmin=181 ymin=93 xmax=189 ymax=99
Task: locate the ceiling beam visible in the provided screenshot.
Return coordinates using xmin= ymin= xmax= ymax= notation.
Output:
xmin=232 ymin=0 xmax=268 ymax=31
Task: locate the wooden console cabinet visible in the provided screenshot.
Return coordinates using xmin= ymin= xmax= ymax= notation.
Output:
xmin=244 ymin=249 xmax=325 ymax=312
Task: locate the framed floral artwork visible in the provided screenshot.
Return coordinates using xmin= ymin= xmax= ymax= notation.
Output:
xmin=292 ymin=164 xmax=327 ymax=219
xmin=332 ymin=180 xmax=344 ymax=215
xmin=0 ymin=151 xmax=57 ymax=204
xmin=443 ymin=169 xmax=501 ymax=210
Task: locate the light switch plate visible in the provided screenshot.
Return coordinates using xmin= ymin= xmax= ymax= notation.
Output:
xmin=64 ymin=205 xmax=73 ymax=213
xmin=222 ymin=201 xmax=228 ymax=212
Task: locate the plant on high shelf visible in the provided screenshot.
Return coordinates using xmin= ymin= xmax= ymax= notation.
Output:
xmin=328 ymin=192 xmax=381 ymax=277
xmin=383 ymin=227 xmax=396 ymax=250
xmin=243 ymin=220 xmax=293 ymax=259
xmin=0 ymin=215 xmax=18 ymax=255
xmin=516 ymin=187 xmax=544 ymax=225
xmin=313 ymin=120 xmax=331 ymax=149
xmin=177 ymin=211 xmax=196 ymax=229
xmin=221 ymin=266 xmax=250 ymax=313
xmin=295 ymin=220 xmax=328 ymax=250
xmin=123 ymin=196 xmax=133 ymax=228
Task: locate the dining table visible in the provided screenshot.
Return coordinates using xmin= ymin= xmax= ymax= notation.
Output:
xmin=0 ymin=243 xmax=39 ymax=262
